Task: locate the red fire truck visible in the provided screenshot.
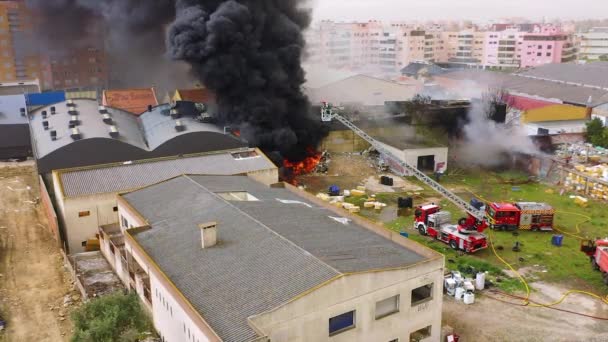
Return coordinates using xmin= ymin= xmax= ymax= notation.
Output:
xmin=581 ymin=239 xmax=608 ymax=285
xmin=485 ymin=202 xmax=554 ymax=231
xmin=414 ymin=204 xmax=488 ymax=253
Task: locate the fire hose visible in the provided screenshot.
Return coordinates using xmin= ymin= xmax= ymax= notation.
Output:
xmin=467 ymin=189 xmax=608 ymax=313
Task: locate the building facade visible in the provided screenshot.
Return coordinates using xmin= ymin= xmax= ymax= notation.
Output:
xmin=100 ymin=175 xmax=444 ymax=342
xmin=576 ymin=28 xmax=608 ymax=61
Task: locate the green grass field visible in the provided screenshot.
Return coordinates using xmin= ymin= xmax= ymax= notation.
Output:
xmin=345 ymin=169 xmax=608 ymax=293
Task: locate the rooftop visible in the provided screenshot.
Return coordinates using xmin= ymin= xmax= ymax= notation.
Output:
xmin=175 ymin=88 xmax=215 ymax=104
xmin=125 ymin=175 xmax=430 ymax=342
xmin=438 ymin=69 xmax=608 ymax=107
xmin=0 ymin=95 xmax=27 ymax=125
xmin=102 ymin=88 xmax=159 ymax=115
xmin=30 ymin=99 xmax=244 ymax=161
xmin=57 ymin=148 xmax=276 ymax=198
xmin=515 ymin=62 xmax=608 ymax=90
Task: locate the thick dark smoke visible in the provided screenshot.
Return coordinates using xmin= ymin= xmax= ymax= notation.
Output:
xmin=168 ymin=0 xmax=327 ymax=160
xmin=27 ymin=0 xmax=325 ymax=160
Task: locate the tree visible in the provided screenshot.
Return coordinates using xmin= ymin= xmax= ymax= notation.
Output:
xmin=585 ymin=118 xmax=608 ymax=147
xmin=599 ymin=54 xmax=608 ymax=62
xmin=71 ymin=293 xmax=154 ymax=342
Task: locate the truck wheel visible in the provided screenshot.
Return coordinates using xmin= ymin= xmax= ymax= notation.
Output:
xmin=592 ymin=259 xmax=600 ymax=271
xmin=604 ymin=273 xmax=608 ymax=286
xmin=500 ymin=225 xmax=507 ymax=231
xmin=458 ymin=218 xmax=467 ymax=226
xmin=450 ymin=240 xmax=458 ymax=250
xmin=418 ymin=225 xmax=427 ymax=236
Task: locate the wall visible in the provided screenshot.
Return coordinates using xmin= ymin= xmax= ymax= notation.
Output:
xmin=249 ymin=263 xmax=443 ymax=342
xmin=246 ymin=169 xmax=279 ymax=186
xmin=378 ymin=142 xmax=449 ymax=174
xmin=320 ymin=130 xmax=371 ymax=153
xmin=39 ymin=176 xmax=61 ymax=246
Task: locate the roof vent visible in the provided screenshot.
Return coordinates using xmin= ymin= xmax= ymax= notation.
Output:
xmin=199 ymin=222 xmax=217 ymax=248
xmin=50 ymin=130 xmax=57 ymax=141
xmin=175 ymin=120 xmax=185 ymax=132
xmin=50 ymin=106 xmax=56 ymax=115
xmin=170 ymin=109 xmax=180 ymax=119
xmin=42 ymin=120 xmax=49 ymax=130
xmin=68 ymin=109 xmax=78 ymax=115
xmin=109 ymin=125 xmax=119 ymax=138
xmin=42 ymin=110 xmax=48 ymax=118
xmin=69 ymin=115 xmax=79 ymax=126
xmin=98 ymin=105 xmax=107 ymax=114
xmin=148 ymin=104 xmax=153 ymax=112
xmin=20 ymin=107 xmax=25 ymax=116
xmin=67 ymin=99 xmax=75 ymax=107
xmin=102 ymin=113 xmax=112 ymax=124
xmin=70 ymin=127 xmax=81 ymax=140
xmin=161 ymin=109 xmax=170 ymax=116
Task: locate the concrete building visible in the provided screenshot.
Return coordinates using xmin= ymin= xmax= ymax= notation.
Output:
xmin=376 ymin=138 xmax=449 ymax=174
xmin=518 ymin=25 xmax=576 ymax=68
xmin=576 ymin=28 xmax=608 ymax=61
xmin=53 ymin=148 xmax=277 ymax=253
xmin=0 ymin=1 xmax=108 ymax=90
xmin=29 ymin=99 xmax=245 ymax=174
xmin=0 ymin=94 xmax=30 ymax=159
xmin=304 ymin=66 xmax=420 ymax=106
xmin=0 ymin=79 xmax=40 ymax=96
xmin=100 ymin=174 xmax=444 ymax=342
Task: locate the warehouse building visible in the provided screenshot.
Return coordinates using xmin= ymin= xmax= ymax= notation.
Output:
xmin=100 ymin=175 xmax=443 ymax=342
xmin=0 ymin=94 xmax=31 ymax=159
xmin=29 ymin=99 xmax=245 ymax=174
xmin=53 ymin=148 xmax=277 ymax=253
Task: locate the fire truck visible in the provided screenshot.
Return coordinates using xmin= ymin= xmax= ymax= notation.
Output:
xmin=485 ymin=202 xmax=554 ymax=231
xmin=321 ymin=103 xmax=489 ymax=253
xmin=581 ymin=239 xmax=608 ymax=285
xmin=415 ymin=204 xmax=488 ymax=253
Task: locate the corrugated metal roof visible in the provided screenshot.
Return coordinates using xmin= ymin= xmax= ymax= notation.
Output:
xmin=125 ymin=175 xmax=427 ymax=342
xmin=175 ymin=88 xmax=215 ymax=104
xmin=103 ymin=88 xmax=158 ymax=115
xmin=439 ymin=69 xmax=608 ymax=107
xmin=515 ymin=62 xmax=608 ymax=89
xmin=59 ymin=148 xmax=276 ymax=197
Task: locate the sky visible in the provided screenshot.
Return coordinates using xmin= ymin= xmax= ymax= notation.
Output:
xmin=312 ymin=0 xmax=608 ymax=22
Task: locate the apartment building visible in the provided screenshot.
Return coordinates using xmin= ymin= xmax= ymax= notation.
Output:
xmin=576 ymin=28 xmax=608 ymax=61
xmin=0 ymin=1 xmax=107 ymax=90
xmin=308 ymin=21 xmax=576 ymax=73
xmin=100 ymin=174 xmax=444 ymax=342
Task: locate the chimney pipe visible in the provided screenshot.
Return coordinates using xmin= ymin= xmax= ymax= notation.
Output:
xmin=199 ymin=222 xmax=218 ymax=248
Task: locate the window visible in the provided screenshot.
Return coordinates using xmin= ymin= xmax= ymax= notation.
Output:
xmin=78 ymin=211 xmax=90 ymax=217
xmin=376 ymin=295 xmax=400 ymax=319
xmin=389 ymin=339 xmax=399 ymax=342
xmin=547 ymin=52 xmax=552 ymax=57
xmin=329 ymin=310 xmax=356 ymax=336
xmin=217 ymin=192 xmax=259 ymax=202
xmin=411 ymin=284 xmax=433 ymax=306
xmin=113 ymin=206 xmax=118 ymax=212
xmin=410 ymin=325 xmax=432 ymax=342
xmin=547 ymin=45 xmax=552 ymax=49
xmin=537 ymin=52 xmax=542 ymax=56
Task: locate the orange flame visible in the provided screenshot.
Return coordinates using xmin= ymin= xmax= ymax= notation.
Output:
xmin=283 ymin=148 xmax=322 ymax=177
xmin=233 ymin=130 xmax=241 ymax=137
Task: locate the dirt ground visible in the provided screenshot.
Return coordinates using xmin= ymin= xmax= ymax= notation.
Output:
xmin=443 ymin=281 xmax=608 ymax=341
xmin=0 ymin=163 xmax=75 ymax=341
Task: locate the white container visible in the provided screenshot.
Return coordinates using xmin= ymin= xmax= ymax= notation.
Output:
xmin=464 ymin=291 xmax=475 ymax=305
xmin=343 ymin=190 xmax=351 ymax=197
xmin=455 ymin=287 xmax=465 ymax=300
xmin=475 ymin=272 xmax=486 ymax=290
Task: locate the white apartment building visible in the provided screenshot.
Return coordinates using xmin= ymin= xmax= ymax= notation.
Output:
xmin=100 ymin=175 xmax=445 ymax=342
xmin=577 ymin=28 xmax=608 ymax=61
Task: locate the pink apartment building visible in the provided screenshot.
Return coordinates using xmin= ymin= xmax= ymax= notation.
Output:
xmin=518 ymin=25 xmax=576 ymax=68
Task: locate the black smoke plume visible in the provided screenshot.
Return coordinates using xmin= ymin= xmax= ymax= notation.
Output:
xmin=168 ymin=0 xmax=327 ymax=161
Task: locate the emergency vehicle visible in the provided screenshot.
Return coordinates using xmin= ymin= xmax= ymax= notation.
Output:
xmin=485 ymin=202 xmax=554 ymax=231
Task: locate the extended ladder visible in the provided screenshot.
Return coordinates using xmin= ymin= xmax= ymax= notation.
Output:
xmin=323 ymin=106 xmax=484 ymax=220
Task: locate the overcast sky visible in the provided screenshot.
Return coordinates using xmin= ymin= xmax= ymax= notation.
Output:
xmin=312 ymin=0 xmax=608 ymax=22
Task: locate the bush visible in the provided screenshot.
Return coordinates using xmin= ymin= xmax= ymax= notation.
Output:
xmin=71 ymin=293 xmax=154 ymax=342
xmin=585 ymin=118 xmax=608 ymax=147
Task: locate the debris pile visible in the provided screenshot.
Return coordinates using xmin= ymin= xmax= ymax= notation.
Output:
xmin=564 ymin=164 xmax=608 ymax=200
xmin=313 ymin=151 xmax=331 ymax=174
xmin=315 ymin=185 xmax=387 ymax=214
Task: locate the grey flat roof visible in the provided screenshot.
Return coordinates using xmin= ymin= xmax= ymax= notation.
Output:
xmin=59 ymin=148 xmax=276 ymax=197
xmin=439 ymin=69 xmax=608 ymax=107
xmin=0 ymin=95 xmax=27 ymax=125
xmin=515 ymin=62 xmax=608 ymax=89
xmin=125 ymin=175 xmax=427 ymax=342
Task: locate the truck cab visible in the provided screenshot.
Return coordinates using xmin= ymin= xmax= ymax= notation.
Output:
xmin=486 ymin=202 xmax=520 ymax=231
xmin=414 ymin=204 xmax=441 ymax=234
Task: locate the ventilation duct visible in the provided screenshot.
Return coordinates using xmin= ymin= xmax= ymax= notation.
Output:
xmin=70 ymin=127 xmax=81 ymax=140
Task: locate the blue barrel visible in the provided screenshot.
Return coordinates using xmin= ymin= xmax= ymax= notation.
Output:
xmin=552 ymin=235 xmax=564 ymax=247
